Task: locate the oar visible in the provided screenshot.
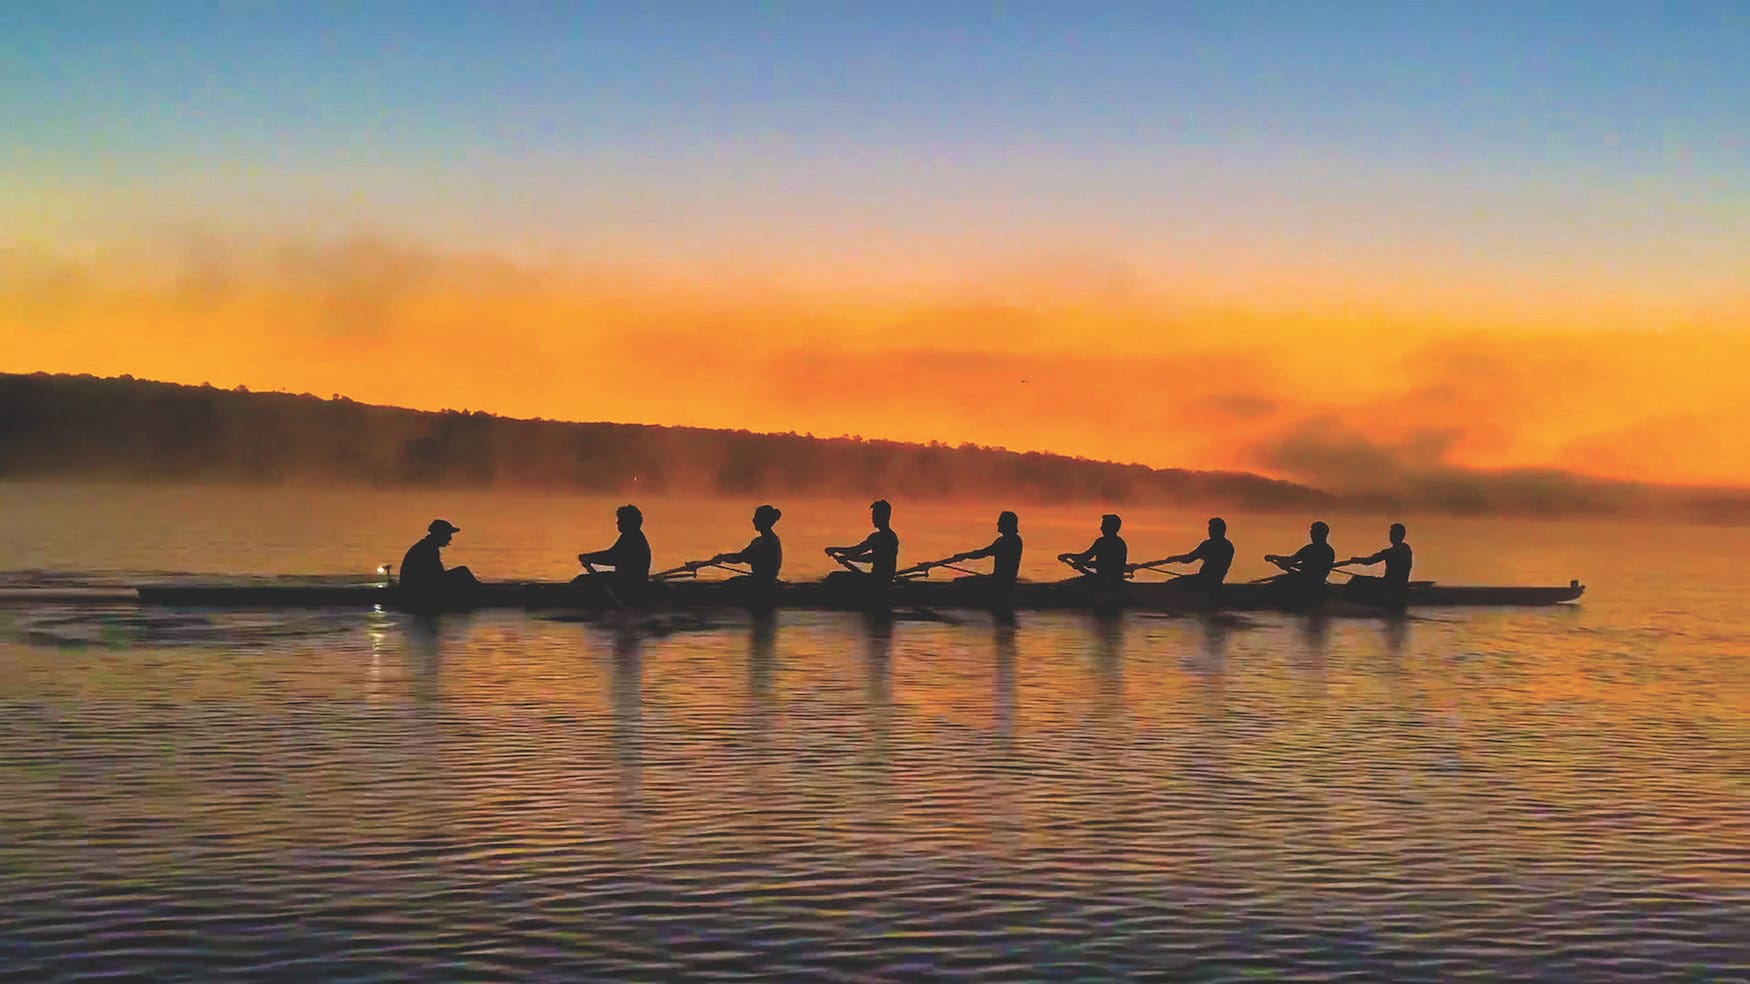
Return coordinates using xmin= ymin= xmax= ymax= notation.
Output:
xmin=577 ymin=560 xmax=633 ymax=613
xmin=897 ymin=557 xmax=981 ymax=579
xmin=654 ymin=559 xmax=755 ymax=581
xmin=1130 ymin=562 xmax=1191 ymax=580
xmin=1058 ymin=556 xmax=1096 ymax=577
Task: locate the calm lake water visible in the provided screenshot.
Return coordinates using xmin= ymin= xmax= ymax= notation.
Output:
xmin=1 ymin=482 xmax=1746 ymax=981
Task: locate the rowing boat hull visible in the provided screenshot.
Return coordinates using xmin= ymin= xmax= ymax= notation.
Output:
xmin=133 ymin=578 xmax=1585 ymax=613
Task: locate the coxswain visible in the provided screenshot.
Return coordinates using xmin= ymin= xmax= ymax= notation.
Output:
xmin=398 ymin=519 xmax=480 ymax=607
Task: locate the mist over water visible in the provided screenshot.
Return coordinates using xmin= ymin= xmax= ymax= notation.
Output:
xmin=2 ymin=482 xmax=1747 ymax=979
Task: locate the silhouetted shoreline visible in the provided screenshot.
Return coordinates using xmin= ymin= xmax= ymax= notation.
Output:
xmin=4 ymin=372 xmax=1748 ymax=522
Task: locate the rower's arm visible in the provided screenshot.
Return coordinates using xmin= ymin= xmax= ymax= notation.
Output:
xmin=828 ymin=533 xmax=878 ymax=561
xmin=1277 ymin=544 xmax=1324 ymax=572
xmin=1338 ymin=548 xmax=1390 ymax=567
xmin=714 ymin=540 xmax=758 ymax=564
xmin=581 ymin=535 xmax=637 ymax=569
xmin=1059 ymin=540 xmax=1098 ymax=564
xmin=957 ymin=538 xmax=1002 ymax=562
xmin=1147 ymin=543 xmax=1202 ymax=566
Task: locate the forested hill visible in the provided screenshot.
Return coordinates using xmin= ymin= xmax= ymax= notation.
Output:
xmin=0 ymin=373 xmax=1327 ymax=508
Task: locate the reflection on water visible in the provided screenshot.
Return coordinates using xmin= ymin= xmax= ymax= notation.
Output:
xmin=404 ymin=613 xmax=447 ymax=705
xmin=1382 ymin=612 xmax=1410 ymax=656
xmin=1092 ymin=612 xmax=1124 ymax=714
xmin=0 ymin=605 xmax=1746 ymax=978
xmin=993 ymin=624 xmax=1017 ymax=745
xmin=611 ymin=626 xmax=643 ymax=816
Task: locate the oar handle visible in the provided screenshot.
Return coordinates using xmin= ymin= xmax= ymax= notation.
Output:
xmin=1058 ymin=556 xmax=1095 ymax=576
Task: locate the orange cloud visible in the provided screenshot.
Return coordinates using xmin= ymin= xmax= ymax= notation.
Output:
xmin=3 ymin=233 xmax=1747 ymax=495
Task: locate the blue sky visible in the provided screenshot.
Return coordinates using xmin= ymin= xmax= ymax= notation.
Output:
xmin=8 ymin=2 xmax=1743 ymax=178
xmin=2 ymin=1 xmax=1744 ymax=282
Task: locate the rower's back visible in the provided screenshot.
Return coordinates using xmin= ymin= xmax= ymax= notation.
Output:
xmin=747 ymin=529 xmax=783 ymax=583
xmin=991 ymin=532 xmax=1023 ymax=586
xmin=1296 ymin=522 xmax=1335 ymax=582
xmin=1383 ymin=541 xmax=1412 ymax=586
xmin=1294 ymin=540 xmax=1335 ymax=585
xmin=604 ymin=504 xmax=652 ymax=593
xmin=869 ymin=526 xmax=899 ymax=583
xmin=865 ymin=499 xmax=900 ymax=584
xmin=613 ymin=529 xmax=652 ymax=588
xmin=1197 ymin=519 xmax=1236 ymax=585
xmin=1093 ymin=514 xmax=1128 ymax=585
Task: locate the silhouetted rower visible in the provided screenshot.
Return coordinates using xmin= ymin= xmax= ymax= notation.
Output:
xmin=940 ymin=510 xmax=1024 ymax=603
xmin=1265 ymin=520 xmax=1335 ymax=610
xmin=575 ymin=504 xmax=652 ymax=604
xmin=824 ymin=499 xmax=900 ymax=604
xmin=399 ymin=519 xmax=480 ymax=607
xmin=1059 ymin=514 xmax=1128 ymax=588
xmin=708 ymin=504 xmax=783 ymax=605
xmin=1132 ymin=516 xmax=1234 ymax=592
xmin=1339 ymin=522 xmax=1413 ymax=613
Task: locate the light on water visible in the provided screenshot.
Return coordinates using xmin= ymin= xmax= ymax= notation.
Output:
xmin=1 ymin=483 xmax=1747 ymax=980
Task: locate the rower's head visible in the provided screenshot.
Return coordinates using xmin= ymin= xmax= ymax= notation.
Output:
xmin=1101 ymin=513 xmax=1122 ymax=535
xmin=1208 ymin=517 xmax=1227 ymax=538
xmin=870 ymin=499 xmax=892 ymax=528
xmin=426 ymin=518 xmax=460 ymax=547
xmin=1389 ymin=522 xmax=1406 ymax=543
xmin=1310 ymin=521 xmax=1330 ymax=543
xmin=616 ymin=504 xmax=643 ymax=532
xmin=997 ymin=510 xmax=1019 ymax=534
xmin=753 ymin=504 xmax=781 ymax=531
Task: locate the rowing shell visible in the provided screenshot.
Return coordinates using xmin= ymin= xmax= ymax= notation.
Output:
xmin=131 ymin=578 xmax=1586 ymax=613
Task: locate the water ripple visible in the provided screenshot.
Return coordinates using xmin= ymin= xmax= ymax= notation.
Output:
xmin=2 ymin=607 xmax=1747 ymax=981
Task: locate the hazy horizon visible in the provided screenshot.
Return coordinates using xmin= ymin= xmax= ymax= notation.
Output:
xmin=7 ymin=371 xmax=1750 ymax=525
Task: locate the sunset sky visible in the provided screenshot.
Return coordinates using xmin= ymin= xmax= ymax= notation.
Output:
xmin=4 ymin=2 xmax=1747 ymax=493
